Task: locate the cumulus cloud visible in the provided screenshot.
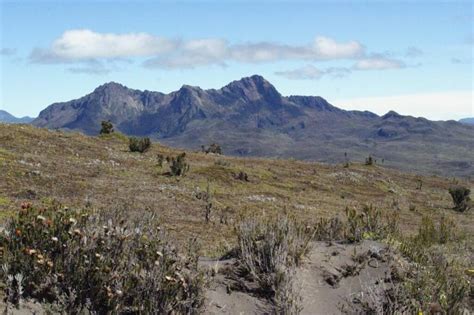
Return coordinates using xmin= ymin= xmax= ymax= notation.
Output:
xmin=30 ymin=29 xmax=177 ymax=63
xmin=30 ymin=29 xmax=367 ymax=69
xmin=275 ymin=65 xmax=351 ymax=80
xmin=353 ymin=56 xmax=405 ymax=70
xmin=312 ymin=36 xmax=364 ymax=59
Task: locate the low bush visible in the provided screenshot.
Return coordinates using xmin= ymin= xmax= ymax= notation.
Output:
xmin=365 ymin=156 xmax=374 ymax=166
xmin=233 ymin=171 xmax=249 ymax=182
xmin=168 ymin=153 xmax=189 ymax=177
xmin=0 ymin=202 xmax=205 ymax=313
xmin=201 ymin=143 xmax=222 ymax=155
xmin=394 ymin=216 xmax=469 ymax=314
xmin=448 ymin=185 xmax=471 ymax=212
xmin=236 ymin=215 xmax=312 ymax=313
xmin=99 ymin=120 xmax=114 ymax=135
xmin=129 ymin=137 xmax=151 ymax=153
xmin=344 ymin=205 xmax=399 ymax=243
xmin=313 ymin=216 xmax=345 ymax=241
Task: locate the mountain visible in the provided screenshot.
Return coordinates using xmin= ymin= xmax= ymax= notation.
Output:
xmin=32 ymin=75 xmax=474 ymax=177
xmin=0 ymin=110 xmax=34 ymax=124
xmin=459 ymin=118 xmax=474 ymax=125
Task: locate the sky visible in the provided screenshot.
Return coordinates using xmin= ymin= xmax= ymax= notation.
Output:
xmin=0 ymin=0 xmax=473 ymax=120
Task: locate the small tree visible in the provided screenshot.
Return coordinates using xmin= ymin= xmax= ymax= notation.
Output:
xmin=129 ymin=137 xmax=151 ymax=153
xmin=99 ymin=120 xmax=114 ymax=135
xmin=448 ymin=185 xmax=471 ymax=212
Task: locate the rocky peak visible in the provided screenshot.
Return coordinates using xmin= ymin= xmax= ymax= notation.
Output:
xmin=382 ymin=110 xmax=403 ymax=120
xmin=93 ymin=82 xmax=131 ymax=96
xmin=221 ymin=75 xmax=281 ymax=103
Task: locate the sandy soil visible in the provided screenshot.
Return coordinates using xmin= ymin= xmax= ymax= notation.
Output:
xmin=201 ymin=240 xmax=395 ymax=315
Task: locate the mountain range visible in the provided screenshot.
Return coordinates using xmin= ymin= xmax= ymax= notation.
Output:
xmin=459 ymin=117 xmax=474 ymax=125
xmin=32 ymin=75 xmax=474 ymax=177
xmin=0 ymin=110 xmax=34 ymax=124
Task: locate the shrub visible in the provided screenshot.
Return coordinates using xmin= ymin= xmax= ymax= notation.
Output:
xmin=448 ymin=185 xmax=471 ymax=212
xmin=194 ymin=182 xmax=213 ymax=223
xmin=99 ymin=120 xmax=114 ymax=135
xmin=365 ymin=155 xmax=374 ymax=166
xmin=0 ymin=202 xmax=205 ymax=313
xmin=393 ymin=216 xmax=469 ymax=314
xmin=313 ymin=217 xmax=345 ymax=241
xmin=233 ymin=171 xmax=249 ymax=182
xmin=129 ymin=137 xmax=151 ymax=153
xmin=344 ymin=205 xmax=399 ymax=243
xmin=351 ymin=215 xmax=469 ymax=314
xmin=399 ymin=216 xmax=457 ymax=264
xmin=236 ymin=215 xmax=311 ymax=314
xmin=201 ymin=143 xmax=222 ymax=155
xmin=157 ymin=154 xmax=165 ymax=168
xmin=168 ymin=153 xmax=189 ymax=177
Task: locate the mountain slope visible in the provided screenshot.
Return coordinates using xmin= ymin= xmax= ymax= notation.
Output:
xmin=459 ymin=117 xmax=474 ymax=125
xmin=0 ymin=110 xmax=34 ymax=124
xmin=32 ymin=75 xmax=474 ymax=177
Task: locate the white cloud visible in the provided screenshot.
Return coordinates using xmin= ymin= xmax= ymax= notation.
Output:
xmin=313 ymin=36 xmax=364 ymax=59
xmin=353 ymin=57 xmax=405 ymax=70
xmin=31 ymin=29 xmax=177 ymax=62
xmin=332 ymin=91 xmax=474 ymax=121
xmin=30 ymin=29 xmax=368 ymax=69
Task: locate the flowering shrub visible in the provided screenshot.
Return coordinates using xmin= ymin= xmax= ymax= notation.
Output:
xmin=0 ymin=202 xmax=205 ymax=313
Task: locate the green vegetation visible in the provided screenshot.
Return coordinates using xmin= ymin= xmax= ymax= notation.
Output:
xmin=201 ymin=143 xmax=222 ymax=155
xmin=236 ymin=215 xmax=311 ymax=314
xmin=344 ymin=205 xmax=399 ymax=243
xmin=168 ymin=153 xmax=189 ymax=177
xmin=0 ymin=202 xmax=205 ymax=313
xmin=129 ymin=137 xmax=151 ymax=153
xmin=0 ymin=124 xmax=473 ymax=313
xmin=99 ymin=120 xmax=114 ymax=135
xmin=448 ymin=185 xmax=471 ymax=212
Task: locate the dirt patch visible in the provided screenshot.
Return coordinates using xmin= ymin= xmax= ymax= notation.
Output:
xmin=199 ymin=240 xmax=397 ymax=314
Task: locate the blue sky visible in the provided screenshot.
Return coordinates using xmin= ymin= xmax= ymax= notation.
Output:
xmin=1 ymin=0 xmax=473 ymax=120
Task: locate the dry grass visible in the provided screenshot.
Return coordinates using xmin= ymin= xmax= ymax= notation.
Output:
xmin=0 ymin=124 xmax=473 ymax=257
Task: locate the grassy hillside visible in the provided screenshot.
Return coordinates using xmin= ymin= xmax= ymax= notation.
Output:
xmin=1 ymin=124 xmax=472 ymax=255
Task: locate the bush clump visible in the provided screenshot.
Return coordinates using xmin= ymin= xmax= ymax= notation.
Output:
xmin=99 ymin=120 xmax=114 ymax=135
xmin=129 ymin=137 xmax=151 ymax=153
xmin=0 ymin=202 xmax=205 ymax=313
xmin=448 ymin=185 xmax=471 ymax=212
xmin=344 ymin=205 xmax=399 ymax=243
xmin=201 ymin=143 xmax=222 ymax=155
xmin=236 ymin=215 xmax=311 ymax=314
xmin=365 ymin=155 xmax=374 ymax=166
xmin=168 ymin=153 xmax=189 ymax=177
